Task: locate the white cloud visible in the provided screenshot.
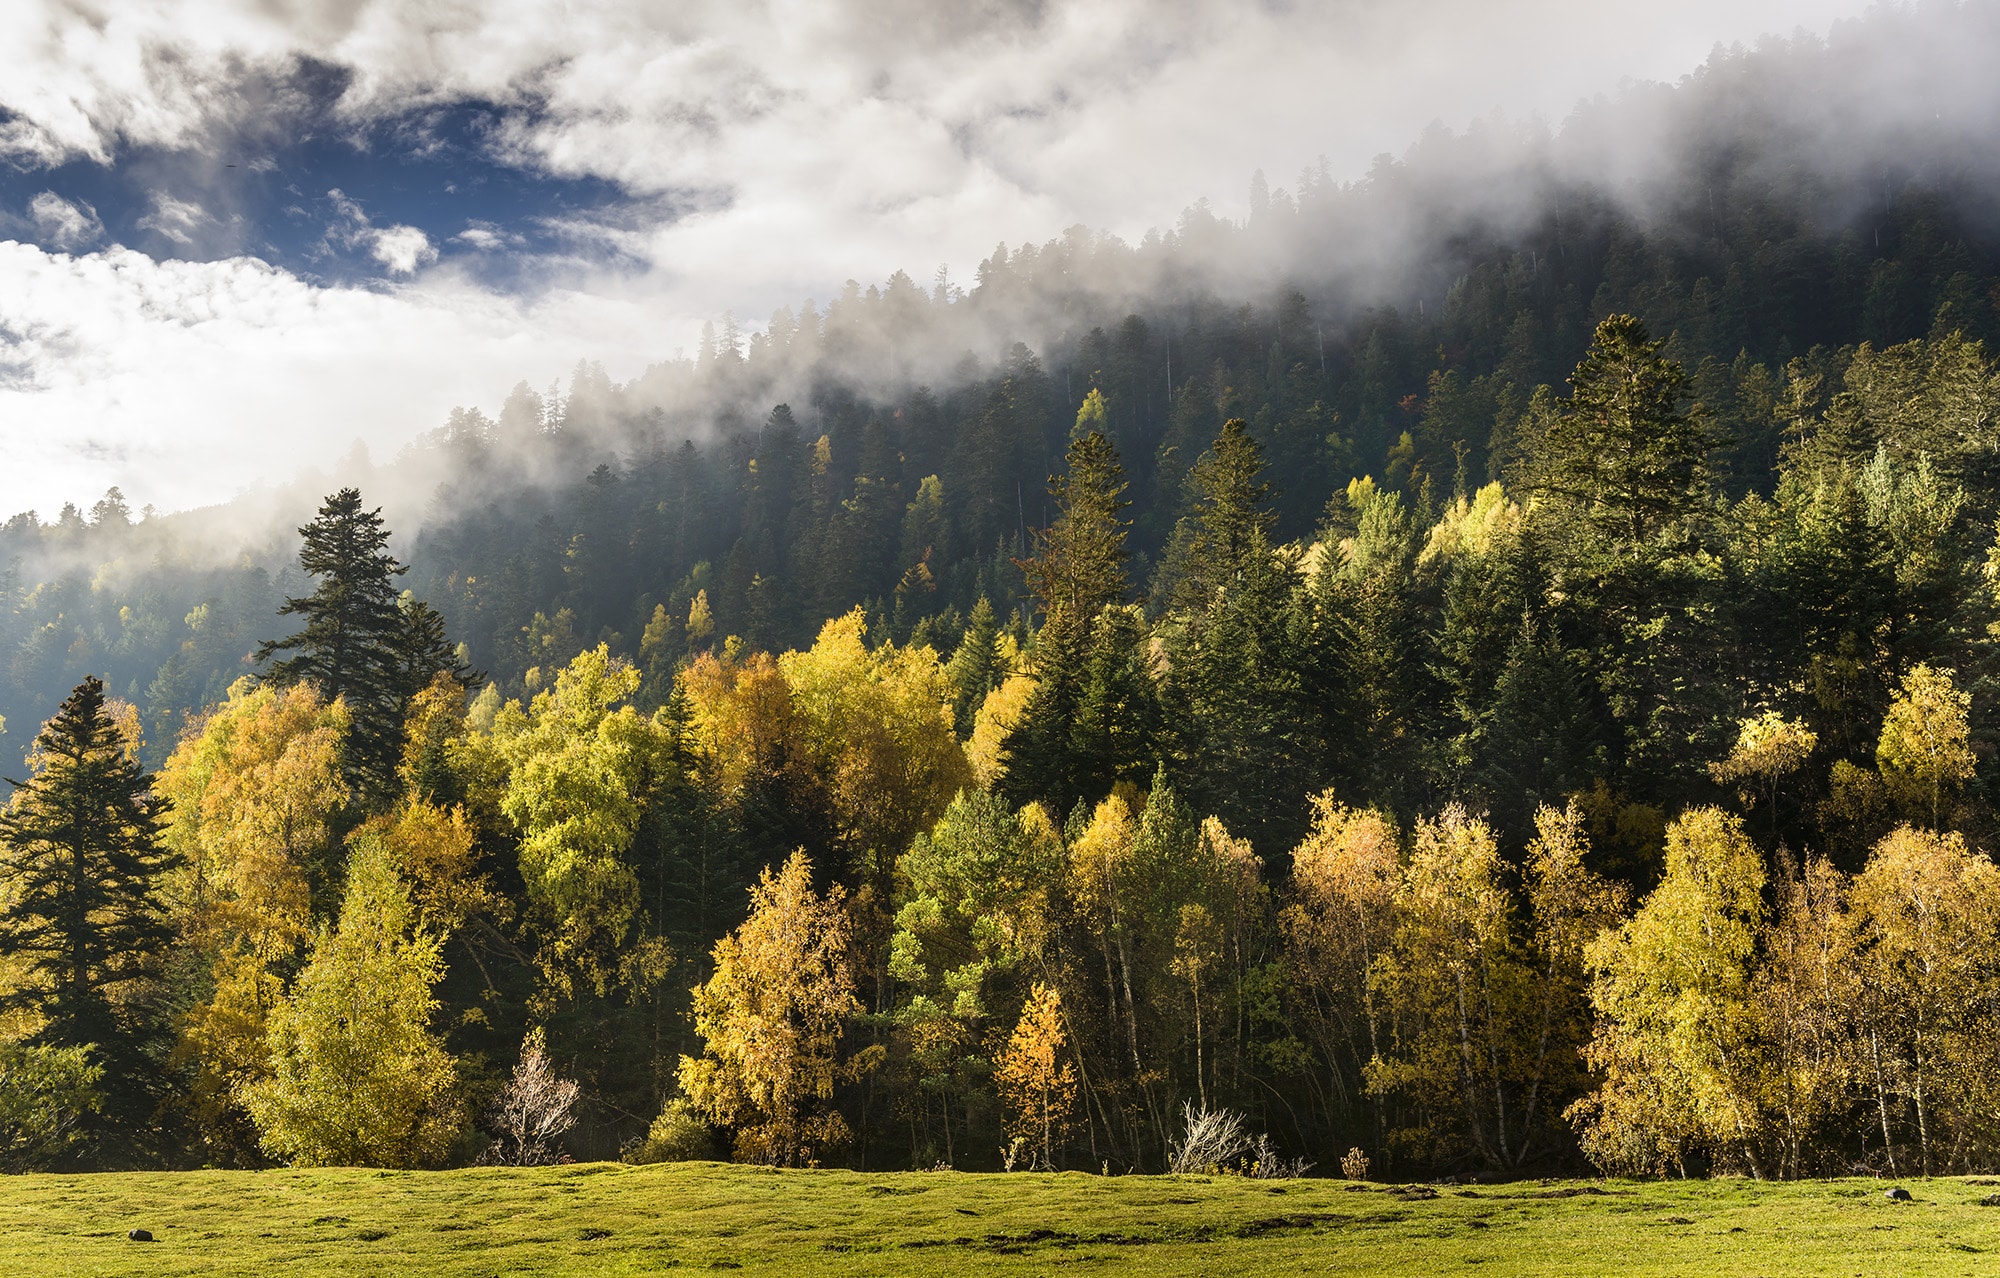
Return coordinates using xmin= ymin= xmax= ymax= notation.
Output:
xmin=319 ymin=188 xmax=437 ymax=275
xmin=0 ymin=241 xmax=666 ymax=516
xmin=27 ymin=193 xmax=102 ymax=250
xmin=452 ymin=223 xmax=512 ymax=251
xmin=368 ymin=225 xmax=436 ymax=275
xmin=134 ymin=192 xmax=212 ymax=245
xmin=0 ymin=0 xmax=1900 ymax=515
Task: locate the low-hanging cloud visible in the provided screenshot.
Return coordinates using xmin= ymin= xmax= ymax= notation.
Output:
xmin=0 ymin=0 xmax=1895 ymax=518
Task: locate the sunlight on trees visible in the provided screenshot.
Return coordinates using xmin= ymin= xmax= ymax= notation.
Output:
xmin=680 ymin=851 xmax=871 ymax=1166
xmin=243 ymin=837 xmax=459 ymax=1168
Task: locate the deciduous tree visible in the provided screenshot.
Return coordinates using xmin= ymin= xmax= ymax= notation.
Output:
xmin=679 ymin=851 xmax=870 ymax=1166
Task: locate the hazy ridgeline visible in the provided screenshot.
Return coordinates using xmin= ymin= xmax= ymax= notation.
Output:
xmin=10 ymin=4 xmax=2000 ymax=1179
xmin=3 ymin=6 xmax=1998 ymax=775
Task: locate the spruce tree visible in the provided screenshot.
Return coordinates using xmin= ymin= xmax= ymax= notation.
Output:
xmin=1159 ymin=420 xmax=1305 ymax=848
xmin=1001 ymin=431 xmax=1133 ymax=811
xmin=1523 ymin=314 xmax=1716 ymax=551
xmin=258 ymin=490 xmax=473 ymax=799
xmin=0 ymin=676 xmax=176 ymax=1144
xmin=944 ymin=595 xmax=1004 ymax=735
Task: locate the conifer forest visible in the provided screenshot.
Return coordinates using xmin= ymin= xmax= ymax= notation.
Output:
xmin=11 ymin=6 xmax=2000 ymax=1189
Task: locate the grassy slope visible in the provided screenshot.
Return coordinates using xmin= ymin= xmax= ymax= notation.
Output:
xmin=0 ymin=1164 xmax=1997 ymax=1276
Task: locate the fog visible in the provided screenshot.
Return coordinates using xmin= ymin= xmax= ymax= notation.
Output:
xmin=0 ymin=0 xmax=1897 ymax=524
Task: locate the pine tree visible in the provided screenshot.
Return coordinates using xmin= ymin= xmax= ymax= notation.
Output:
xmin=1524 ymin=314 xmax=1716 ymax=552
xmin=1001 ymin=431 xmax=1133 ymax=809
xmin=0 ymin=676 xmax=176 ymax=1141
xmin=944 ymin=595 xmax=1004 ymax=736
xmin=258 ymin=489 xmax=469 ymax=800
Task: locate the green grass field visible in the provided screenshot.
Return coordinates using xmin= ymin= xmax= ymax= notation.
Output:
xmin=0 ymin=1163 xmax=1996 ymax=1276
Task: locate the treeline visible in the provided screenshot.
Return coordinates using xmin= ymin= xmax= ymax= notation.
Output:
xmin=3 ymin=8 xmax=2000 ymax=778
xmin=5 ymin=311 xmax=2000 ymax=1181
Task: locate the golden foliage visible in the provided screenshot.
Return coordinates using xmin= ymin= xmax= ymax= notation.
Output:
xmin=994 ymin=982 xmax=1076 ymax=1170
xmin=242 ymin=837 xmax=459 ymax=1168
xmin=1850 ymin=824 xmax=2000 ymax=1174
xmin=1281 ymin=792 xmax=1400 ymax=1112
xmin=1571 ymin=807 xmax=1767 ymax=1177
xmin=966 ymin=672 xmax=1034 ymax=791
xmin=778 ymin=609 xmax=970 ymax=884
xmin=1709 ymin=711 xmax=1818 ymax=801
xmin=678 ymin=851 xmax=867 ymax=1166
xmin=157 ymin=680 xmax=350 ymax=1148
xmin=1876 ymin=663 xmax=1975 ymax=826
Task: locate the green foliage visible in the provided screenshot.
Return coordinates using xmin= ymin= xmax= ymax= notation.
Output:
xmin=23 ymin=36 xmax=2000 ymax=1176
xmin=490 ymin=645 xmax=676 ymax=998
xmin=1524 ymin=315 xmax=1716 ymax=551
xmin=243 ymin=836 xmax=460 ymax=1168
xmin=256 ymin=489 xmax=417 ymax=799
xmin=0 ymin=1040 xmax=102 ymax=1171
xmin=0 ymin=676 xmax=174 ymax=1140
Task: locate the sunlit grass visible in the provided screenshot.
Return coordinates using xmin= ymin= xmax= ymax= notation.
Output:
xmin=0 ymin=1163 xmax=1995 ymax=1275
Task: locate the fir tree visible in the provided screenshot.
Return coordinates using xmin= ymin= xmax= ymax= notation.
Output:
xmin=1524 ymin=314 xmax=1717 ymax=552
xmin=0 ymin=676 xmax=176 ymax=1144
xmin=396 ymin=597 xmax=482 ymax=712
xmin=1002 ymin=430 xmax=1133 ymax=810
xmin=258 ymin=490 xmax=470 ymax=800
xmin=1160 ymin=419 xmax=1304 ymax=849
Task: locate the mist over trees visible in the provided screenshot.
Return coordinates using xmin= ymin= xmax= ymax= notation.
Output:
xmin=9 ymin=6 xmax=2000 ymax=1176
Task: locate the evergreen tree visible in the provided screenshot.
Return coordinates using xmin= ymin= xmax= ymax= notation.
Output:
xmin=1160 ymin=420 xmax=1303 ymax=849
xmin=258 ymin=489 xmax=467 ymax=800
xmin=396 ymin=597 xmax=482 ymax=713
xmin=1524 ymin=314 xmax=1717 ymax=552
xmin=0 ymin=676 xmax=176 ymax=1148
xmin=1001 ymin=431 xmax=1134 ymax=810
xmin=944 ymin=595 xmax=1004 ymax=736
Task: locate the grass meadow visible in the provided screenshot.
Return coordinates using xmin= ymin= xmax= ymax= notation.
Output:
xmin=0 ymin=1163 xmax=1997 ymax=1276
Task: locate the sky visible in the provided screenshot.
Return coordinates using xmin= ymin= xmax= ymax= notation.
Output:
xmin=0 ymin=0 xmax=1879 ymax=518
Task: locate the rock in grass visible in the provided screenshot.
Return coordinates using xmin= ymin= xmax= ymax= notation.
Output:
xmin=1885 ymin=1187 xmax=1913 ymax=1201
xmin=127 ymin=1228 xmax=153 ymax=1242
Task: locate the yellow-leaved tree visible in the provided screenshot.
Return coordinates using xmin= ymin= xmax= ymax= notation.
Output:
xmin=994 ymin=981 xmax=1076 ymax=1170
xmin=489 ymin=645 xmax=677 ymax=999
xmin=242 ymin=835 xmax=459 ymax=1168
xmin=1876 ymin=663 xmax=1975 ymax=828
xmin=1849 ymin=824 xmax=2000 ymax=1175
xmin=1754 ymin=849 xmax=1858 ymax=1179
xmin=778 ymin=609 xmax=970 ymax=933
xmin=1366 ymin=806 xmax=1532 ymax=1170
xmin=1570 ymin=807 xmax=1768 ymax=1178
xmin=1281 ymin=792 xmax=1399 ymax=1147
xmin=157 ymin=679 xmax=349 ymax=1157
xmin=1519 ymin=802 xmax=1628 ymax=1160
xmin=1066 ymin=789 xmax=1144 ymax=1074
xmin=1709 ymin=710 xmax=1818 ymax=837
xmin=679 ymin=850 xmax=872 ymax=1165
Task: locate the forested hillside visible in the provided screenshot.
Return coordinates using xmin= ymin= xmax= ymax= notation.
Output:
xmin=7 ymin=6 xmax=2000 ymax=1181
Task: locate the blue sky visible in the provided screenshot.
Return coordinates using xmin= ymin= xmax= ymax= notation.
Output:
xmin=1 ymin=88 xmax=643 ymax=283
xmin=0 ymin=0 xmax=1872 ymax=519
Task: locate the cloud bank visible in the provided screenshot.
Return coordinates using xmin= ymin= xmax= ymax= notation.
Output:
xmin=0 ymin=0 xmax=1881 ymax=516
